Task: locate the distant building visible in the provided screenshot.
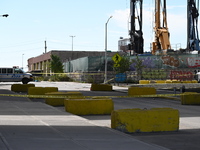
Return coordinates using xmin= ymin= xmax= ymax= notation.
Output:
xmin=27 ymin=50 xmax=118 ymax=74
xmin=63 ymin=56 xmax=112 ymax=72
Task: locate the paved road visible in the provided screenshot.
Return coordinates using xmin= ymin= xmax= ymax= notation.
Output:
xmin=0 ymin=81 xmax=200 ymax=150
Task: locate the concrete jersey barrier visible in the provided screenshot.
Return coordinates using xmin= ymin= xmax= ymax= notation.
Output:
xmin=11 ymin=84 xmax=35 ymax=92
xmin=64 ymin=98 xmax=114 ymax=115
xmin=28 ymin=87 xmax=58 ymax=95
xmin=45 ymin=92 xmax=84 ymax=106
xmin=111 ymin=108 xmax=179 ymax=133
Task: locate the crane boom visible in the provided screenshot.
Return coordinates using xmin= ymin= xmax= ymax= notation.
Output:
xmin=152 ymin=0 xmax=171 ymax=55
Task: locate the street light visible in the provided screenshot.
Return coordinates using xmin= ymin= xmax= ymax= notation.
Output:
xmin=69 ymin=35 xmax=75 ymax=51
xmin=104 ymin=16 xmax=112 ymax=84
xmin=22 ymin=54 xmax=24 ymax=70
xmin=1 ymin=14 xmax=9 ymax=17
xmin=69 ymin=35 xmax=75 ymax=72
xmin=175 ymin=43 xmax=181 ymax=50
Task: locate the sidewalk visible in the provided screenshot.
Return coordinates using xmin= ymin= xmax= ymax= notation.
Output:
xmin=0 ymin=89 xmax=168 ymax=150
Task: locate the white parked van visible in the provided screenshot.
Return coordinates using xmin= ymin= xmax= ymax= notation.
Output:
xmin=0 ymin=67 xmax=33 ymax=84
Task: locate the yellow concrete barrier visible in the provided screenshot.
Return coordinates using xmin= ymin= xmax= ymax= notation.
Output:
xmin=90 ymin=84 xmax=112 ymax=91
xmin=149 ymin=80 xmax=156 ymax=84
xmin=165 ymin=80 xmax=172 ymax=83
xmin=128 ymin=87 xmax=156 ymax=96
xmin=45 ymin=92 xmax=83 ymax=106
xmin=181 ymin=92 xmax=200 ymax=105
xmin=11 ymin=84 xmax=35 ymax=92
xmin=139 ymin=80 xmax=150 ymax=84
xmin=64 ymin=98 xmax=114 ymax=115
xmin=172 ymin=80 xmax=181 ymax=83
xmin=111 ymin=108 xmax=179 ymax=133
xmin=156 ymin=80 xmax=166 ymax=84
xmin=181 ymin=81 xmax=192 ymax=83
xmin=192 ymin=80 xmax=198 ymax=83
xmin=28 ymin=87 xmax=58 ymax=95
xmin=44 ymin=87 xmax=58 ymax=93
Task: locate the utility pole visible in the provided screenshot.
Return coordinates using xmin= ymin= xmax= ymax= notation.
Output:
xmin=44 ymin=40 xmax=47 ymax=53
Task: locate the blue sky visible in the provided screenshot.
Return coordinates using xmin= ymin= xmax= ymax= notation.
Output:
xmin=0 ymin=0 xmax=188 ymax=71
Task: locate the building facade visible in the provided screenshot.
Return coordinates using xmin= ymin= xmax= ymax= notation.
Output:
xmin=27 ymin=50 xmax=117 ymax=74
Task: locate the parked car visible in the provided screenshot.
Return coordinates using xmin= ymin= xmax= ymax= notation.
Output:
xmin=0 ymin=67 xmax=33 ymax=84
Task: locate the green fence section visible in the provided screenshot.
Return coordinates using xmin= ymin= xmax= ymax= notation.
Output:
xmin=63 ymin=56 xmax=109 ymax=72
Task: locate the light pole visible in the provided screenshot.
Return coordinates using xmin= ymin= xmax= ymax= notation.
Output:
xmin=70 ymin=35 xmax=75 ymax=51
xmin=175 ymin=43 xmax=181 ymax=50
xmin=104 ymin=16 xmax=112 ymax=84
xmin=22 ymin=54 xmax=24 ymax=70
xmin=69 ymin=35 xmax=75 ymax=72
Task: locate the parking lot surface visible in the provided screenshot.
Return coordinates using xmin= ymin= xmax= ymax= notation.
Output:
xmin=0 ymin=81 xmax=199 ymax=150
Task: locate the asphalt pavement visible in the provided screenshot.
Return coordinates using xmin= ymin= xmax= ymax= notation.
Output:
xmin=0 ymin=81 xmax=199 ymax=150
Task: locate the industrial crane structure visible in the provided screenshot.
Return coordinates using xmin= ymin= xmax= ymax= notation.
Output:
xmin=119 ymin=0 xmax=200 ymax=55
xmin=152 ymin=0 xmax=171 ymax=55
xmin=129 ymin=0 xmax=144 ymax=54
xmin=187 ymin=0 xmax=200 ymax=51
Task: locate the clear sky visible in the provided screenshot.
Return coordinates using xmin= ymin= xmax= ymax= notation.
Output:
xmin=0 ymin=0 xmax=188 ymax=71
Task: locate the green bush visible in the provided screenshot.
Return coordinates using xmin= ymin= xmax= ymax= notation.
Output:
xmin=57 ymin=74 xmax=73 ymax=81
xmin=84 ymin=75 xmax=95 ymax=83
xmin=49 ymin=74 xmax=73 ymax=81
xmin=126 ymin=79 xmax=139 ymax=84
xmin=34 ymin=74 xmax=73 ymax=82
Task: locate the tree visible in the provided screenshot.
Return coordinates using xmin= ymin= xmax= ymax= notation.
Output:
xmin=50 ymin=54 xmax=64 ymax=73
xmin=130 ymin=55 xmax=146 ymax=80
xmin=114 ymin=56 xmax=131 ymax=73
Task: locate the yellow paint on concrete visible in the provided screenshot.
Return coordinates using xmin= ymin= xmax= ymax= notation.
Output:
xmin=43 ymin=87 xmax=58 ymax=93
xmin=139 ymin=80 xmax=150 ymax=84
xmin=64 ymin=98 xmax=114 ymax=115
xmin=192 ymin=80 xmax=198 ymax=83
xmin=181 ymin=92 xmax=200 ymax=105
xmin=28 ymin=87 xmax=44 ymax=95
xmin=28 ymin=87 xmax=58 ymax=95
xmin=45 ymin=92 xmax=84 ymax=106
xmin=181 ymin=81 xmax=192 ymax=83
xmin=11 ymin=84 xmax=35 ymax=92
xmin=111 ymin=108 xmax=179 ymax=133
xmin=90 ymin=84 xmax=113 ymax=91
xmin=91 ymin=97 xmax=108 ymax=99
xmin=165 ymin=80 xmax=172 ymax=83
xmin=156 ymin=80 xmax=166 ymax=84
xmin=128 ymin=87 xmax=156 ymax=96
xmin=172 ymin=80 xmax=181 ymax=83
xmin=138 ymin=80 xmax=198 ymax=84
xmin=149 ymin=80 xmax=156 ymax=84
